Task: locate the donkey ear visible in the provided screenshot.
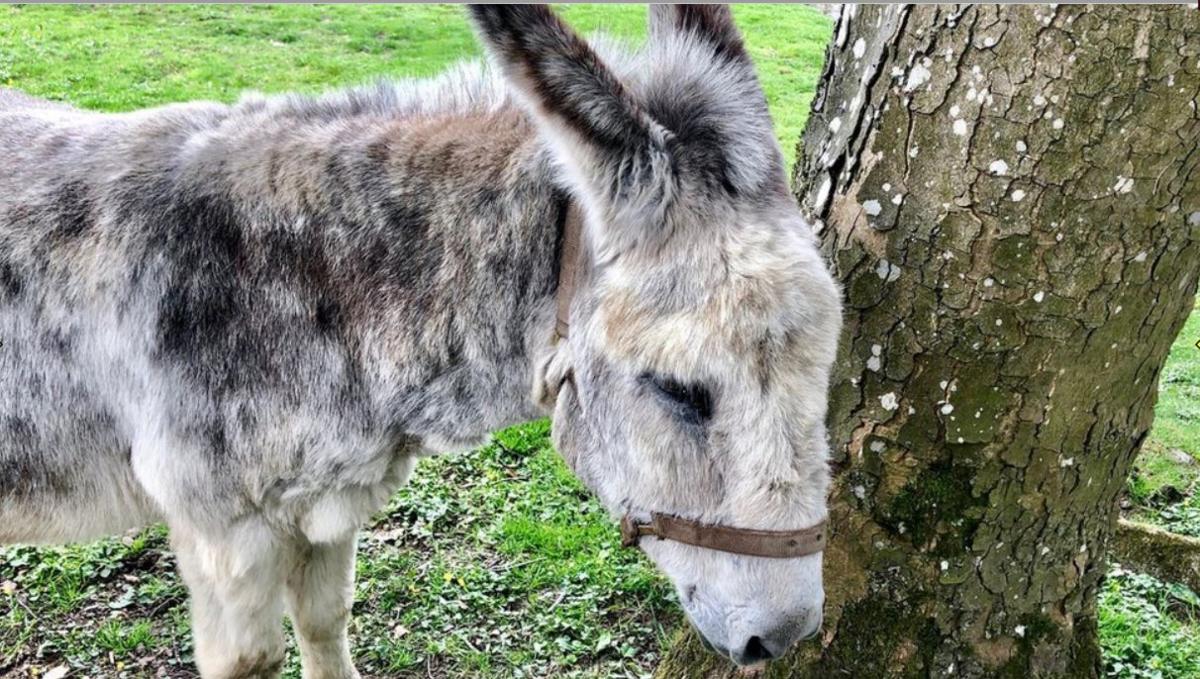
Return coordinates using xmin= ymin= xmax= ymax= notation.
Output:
xmin=648 ymin=4 xmax=751 ymax=66
xmin=469 ymin=5 xmax=674 ymax=229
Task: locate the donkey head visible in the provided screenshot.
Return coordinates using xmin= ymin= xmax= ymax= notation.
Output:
xmin=471 ymin=5 xmax=842 ymax=665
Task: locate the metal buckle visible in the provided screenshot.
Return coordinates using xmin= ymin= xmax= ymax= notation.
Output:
xmin=619 ymin=514 xmax=641 ymax=548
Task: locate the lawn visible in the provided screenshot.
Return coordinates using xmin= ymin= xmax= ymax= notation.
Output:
xmin=0 ymin=5 xmax=1198 ymax=679
xmin=0 ymin=5 xmax=829 ymax=678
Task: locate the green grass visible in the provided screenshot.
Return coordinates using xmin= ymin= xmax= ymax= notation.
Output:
xmin=1100 ymin=567 xmax=1200 ymax=679
xmin=1148 ymin=297 xmax=1200 ymax=462
xmin=346 ymin=422 xmax=678 ymax=678
xmin=1126 ymin=298 xmax=1200 ymax=539
xmin=0 ymin=6 xmax=830 ymax=676
xmin=2 ymin=5 xmax=1199 ymax=678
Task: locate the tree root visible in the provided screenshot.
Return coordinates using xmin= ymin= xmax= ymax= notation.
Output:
xmin=1111 ymin=519 xmax=1200 ymax=593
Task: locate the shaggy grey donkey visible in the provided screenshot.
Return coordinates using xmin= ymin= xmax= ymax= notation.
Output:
xmin=0 ymin=5 xmax=841 ymax=676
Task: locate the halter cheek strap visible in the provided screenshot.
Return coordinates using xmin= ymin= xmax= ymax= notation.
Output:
xmin=554 ymin=201 xmax=585 ymax=342
xmin=554 ymin=201 xmax=829 ymax=559
xmin=621 ymin=513 xmax=828 ymax=559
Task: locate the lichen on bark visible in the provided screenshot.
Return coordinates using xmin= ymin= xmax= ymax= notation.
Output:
xmin=656 ymin=5 xmax=1200 ymax=678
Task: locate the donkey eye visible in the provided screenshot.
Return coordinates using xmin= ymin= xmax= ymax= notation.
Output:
xmin=641 ymin=373 xmax=713 ymax=424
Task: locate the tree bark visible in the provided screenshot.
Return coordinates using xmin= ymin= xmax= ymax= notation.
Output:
xmin=657 ymin=5 xmax=1200 ymax=678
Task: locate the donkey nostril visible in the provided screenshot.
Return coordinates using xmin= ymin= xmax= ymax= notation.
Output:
xmin=740 ymin=635 xmax=775 ymax=664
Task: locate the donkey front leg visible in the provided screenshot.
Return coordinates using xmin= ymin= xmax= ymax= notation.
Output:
xmin=285 ymin=534 xmax=361 ymax=679
xmin=171 ymin=523 xmax=288 ymax=679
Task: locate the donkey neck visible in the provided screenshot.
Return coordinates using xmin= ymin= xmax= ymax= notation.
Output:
xmin=345 ymin=109 xmax=568 ymax=449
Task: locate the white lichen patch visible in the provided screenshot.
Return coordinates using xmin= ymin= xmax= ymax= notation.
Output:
xmin=853 ymin=37 xmax=866 ymax=59
xmin=904 ymin=63 xmax=931 ymax=92
xmin=1016 ymin=140 xmax=1028 ymax=153
xmin=1052 ymin=118 xmax=1064 ymax=130
xmin=874 ymin=258 xmax=901 ymax=282
xmin=869 ymin=440 xmax=886 ymax=453
xmin=1011 ymin=189 xmax=1026 ymax=202
xmin=829 ymin=117 xmax=843 ymax=133
xmin=940 ymin=403 xmax=955 ymax=415
xmin=892 ymin=193 xmax=904 ymax=206
xmin=863 ymin=199 xmax=882 ymax=216
xmin=988 ymin=159 xmax=1009 ymax=175
xmin=815 ymin=177 xmax=832 ymax=210
xmin=953 ymin=119 xmax=968 ymax=136
xmin=880 ymin=392 xmax=900 ymax=411
xmin=1134 ymin=251 xmax=1147 ymax=263
xmin=1112 ymin=176 xmax=1134 ymax=194
xmin=835 ymin=9 xmax=850 ymax=46
xmin=1033 ymin=291 xmax=1045 ymax=303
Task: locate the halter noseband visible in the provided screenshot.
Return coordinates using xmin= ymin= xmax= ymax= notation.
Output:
xmin=552 ymin=201 xmax=829 ymax=559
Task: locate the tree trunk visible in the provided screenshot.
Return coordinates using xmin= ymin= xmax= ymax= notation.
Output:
xmin=657 ymin=5 xmax=1200 ymax=678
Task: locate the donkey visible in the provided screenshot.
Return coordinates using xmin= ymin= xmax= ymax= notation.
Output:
xmin=0 ymin=5 xmax=842 ymax=676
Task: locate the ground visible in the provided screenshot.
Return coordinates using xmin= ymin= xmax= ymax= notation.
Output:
xmin=0 ymin=5 xmax=1196 ymax=679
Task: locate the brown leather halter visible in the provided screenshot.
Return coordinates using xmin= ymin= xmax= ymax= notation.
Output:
xmin=552 ymin=201 xmax=828 ymax=559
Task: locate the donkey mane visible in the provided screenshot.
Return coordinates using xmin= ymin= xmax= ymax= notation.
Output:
xmin=228 ymin=61 xmax=508 ymax=126
xmin=224 ymin=25 xmax=784 ymax=203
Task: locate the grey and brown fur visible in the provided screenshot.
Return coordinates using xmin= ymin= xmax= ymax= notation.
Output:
xmin=0 ymin=6 xmax=842 ymax=676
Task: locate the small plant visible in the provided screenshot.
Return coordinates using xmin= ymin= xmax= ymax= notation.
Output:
xmin=1100 ymin=567 xmax=1200 ymax=679
xmin=95 ymin=619 xmax=156 ymax=657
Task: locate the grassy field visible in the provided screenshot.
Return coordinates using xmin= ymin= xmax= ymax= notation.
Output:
xmin=0 ymin=4 xmax=1197 ymax=679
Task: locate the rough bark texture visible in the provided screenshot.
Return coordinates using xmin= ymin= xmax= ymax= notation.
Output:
xmin=1112 ymin=519 xmax=1200 ymax=595
xmin=657 ymin=5 xmax=1200 ymax=678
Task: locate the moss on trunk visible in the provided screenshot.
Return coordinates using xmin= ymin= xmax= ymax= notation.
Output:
xmin=657 ymin=5 xmax=1200 ymax=678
